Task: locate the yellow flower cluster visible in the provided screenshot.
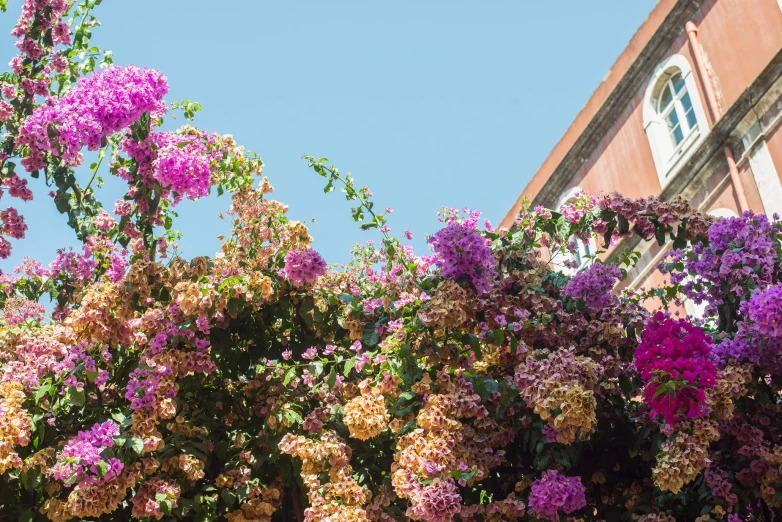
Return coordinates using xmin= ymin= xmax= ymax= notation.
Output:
xmin=343 ymin=391 xmax=390 ymax=441
xmin=65 ymin=463 xmax=142 ymax=519
xmin=632 ymin=513 xmax=677 ymax=522
xmin=653 ymin=418 xmax=719 ymax=494
xmin=515 ymin=349 xmax=603 ymax=444
xmin=654 ymin=365 xmax=749 ymax=495
xmin=423 ymin=280 xmax=473 ymax=329
xmin=279 ymin=431 xmax=371 ymax=521
xmin=535 ymin=384 xmax=597 ymax=445
xmin=0 ymin=381 xmax=32 ymax=474
xmin=39 ymin=499 xmax=72 ymax=522
xmin=755 ymin=445 xmax=782 ymax=507
xmin=225 ymin=481 xmax=282 ymax=522
xmin=392 ymin=372 xmax=509 ymax=518
xmin=161 ymin=454 xmax=206 ymax=482
xmin=706 ymin=365 xmax=751 ymax=421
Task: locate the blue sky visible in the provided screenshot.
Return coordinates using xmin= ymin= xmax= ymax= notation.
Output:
xmin=0 ymin=0 xmax=656 ymax=271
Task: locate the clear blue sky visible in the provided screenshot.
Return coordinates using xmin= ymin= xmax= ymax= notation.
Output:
xmin=0 ymin=0 xmax=656 ymax=271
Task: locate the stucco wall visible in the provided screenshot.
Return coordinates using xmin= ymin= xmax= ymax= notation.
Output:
xmin=557 ymin=0 xmax=782 ymax=208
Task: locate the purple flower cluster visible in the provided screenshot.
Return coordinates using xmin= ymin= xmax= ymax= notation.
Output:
xmin=741 ymin=284 xmax=782 ymax=339
xmin=49 ymin=421 xmax=123 ymax=487
xmin=427 ymin=221 xmax=497 ymax=294
xmin=714 ymin=284 xmax=782 ymax=370
xmin=18 ymin=66 xmax=169 ymax=172
xmin=562 ymin=262 xmax=622 ymax=311
xmin=528 ymin=470 xmax=586 ymax=521
xmin=635 ymin=313 xmax=717 ymax=424
xmin=279 ymin=249 xmax=327 ymax=287
xmin=679 ymin=213 xmax=777 ymax=316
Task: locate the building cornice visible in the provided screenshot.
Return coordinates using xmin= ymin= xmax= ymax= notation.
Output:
xmin=530 ymin=0 xmax=703 ymax=209
xmin=606 ymin=47 xmax=782 ymax=263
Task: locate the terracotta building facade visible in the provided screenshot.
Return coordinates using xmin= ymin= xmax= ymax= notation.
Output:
xmin=501 ymin=0 xmax=782 ymax=314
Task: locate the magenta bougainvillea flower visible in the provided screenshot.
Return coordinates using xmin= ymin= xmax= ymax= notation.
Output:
xmin=635 ymin=313 xmax=717 ymax=424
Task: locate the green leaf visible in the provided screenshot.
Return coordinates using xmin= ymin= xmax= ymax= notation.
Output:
xmin=283 ymin=367 xmax=296 ymax=386
xmin=127 ymin=437 xmax=145 ymax=455
xmin=484 ymin=379 xmax=499 ymax=395
xmin=555 ymin=216 xmax=570 ymax=238
xmin=338 ymin=293 xmax=354 ymax=303
xmin=343 ymin=358 xmax=355 ymax=377
xmin=362 ymin=322 xmax=379 ymax=346
xmin=618 ymin=375 xmax=633 ymax=398
xmin=221 ymin=489 xmax=236 ymax=507
xmin=326 ymin=367 xmax=337 ymax=389
xmin=65 ymin=386 xmax=85 ymax=408
xmin=462 ymin=333 xmax=483 ymax=361
xmin=17 ymin=509 xmax=34 ymax=522
xmin=20 ymin=468 xmax=40 ymax=491
xmin=654 ymin=225 xmax=666 ymax=246
xmin=309 ymin=360 xmax=324 ymax=377
xmin=617 ymin=214 xmax=630 ymax=235
xmin=34 ymin=384 xmax=52 ymax=403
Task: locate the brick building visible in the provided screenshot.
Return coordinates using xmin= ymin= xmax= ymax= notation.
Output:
xmin=501 ymin=0 xmax=782 ymax=314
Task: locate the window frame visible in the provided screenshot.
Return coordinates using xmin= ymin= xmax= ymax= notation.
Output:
xmin=643 ymin=55 xmax=710 ymax=189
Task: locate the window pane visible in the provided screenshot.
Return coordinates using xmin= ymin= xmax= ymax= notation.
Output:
xmin=659 ymin=84 xmax=673 ymax=112
xmin=670 ymin=125 xmax=684 ymax=146
xmin=681 ymin=93 xmax=698 ymax=129
xmin=582 ymin=240 xmax=591 ymax=258
xmin=665 ymin=108 xmax=683 ymax=146
xmin=671 ymin=72 xmax=685 ymax=93
xmin=665 ymin=109 xmax=679 ymax=130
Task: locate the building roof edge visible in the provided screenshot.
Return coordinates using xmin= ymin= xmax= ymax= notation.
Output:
xmin=500 ymin=0 xmax=702 ymax=228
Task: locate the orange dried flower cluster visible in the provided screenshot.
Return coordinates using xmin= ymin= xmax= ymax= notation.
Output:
xmin=0 ymin=381 xmax=32 ymax=474
xmin=279 ymin=431 xmax=371 ymax=521
xmin=343 ymin=387 xmax=391 ymax=441
xmin=514 ymin=349 xmax=603 ymax=444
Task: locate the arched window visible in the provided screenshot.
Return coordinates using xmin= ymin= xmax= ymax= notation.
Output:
xmin=643 ymin=55 xmax=709 ymax=187
xmin=657 ymin=71 xmax=698 ymax=149
xmin=557 ymin=188 xmax=597 ymax=275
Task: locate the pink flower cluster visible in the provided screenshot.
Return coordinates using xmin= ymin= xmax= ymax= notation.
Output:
xmin=2 ymin=297 xmax=45 ymax=326
xmin=527 ymin=470 xmax=586 ymax=521
xmin=12 ymin=0 xmax=69 ymax=37
xmin=394 ymin=472 xmax=462 ymax=522
xmin=0 ymin=333 xmax=68 ymax=390
xmin=50 ymin=236 xmax=129 ymax=283
xmin=151 ymin=132 xmax=212 ymax=199
xmin=635 ymin=313 xmax=717 ymax=424
xmin=49 ymin=421 xmax=123 ymax=487
xmin=130 ymin=478 xmax=181 ymax=519
xmin=427 ymin=219 xmax=497 ymax=294
xmin=120 ymin=131 xmax=214 ymax=201
xmin=11 ymin=0 xmax=70 ymax=56
xmin=562 ymin=262 xmax=622 ymax=311
xmin=18 ymin=66 xmax=169 ymax=171
xmin=279 ymin=248 xmax=327 ymax=287
xmin=0 ymin=208 xmax=28 ymax=258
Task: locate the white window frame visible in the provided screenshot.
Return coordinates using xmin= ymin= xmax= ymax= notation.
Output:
xmin=643 ymin=55 xmax=710 ymax=188
xmin=557 ymin=187 xmax=598 ymax=275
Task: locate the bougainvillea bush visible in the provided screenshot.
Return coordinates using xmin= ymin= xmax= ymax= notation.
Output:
xmin=1 ymin=2 xmax=782 ymax=522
